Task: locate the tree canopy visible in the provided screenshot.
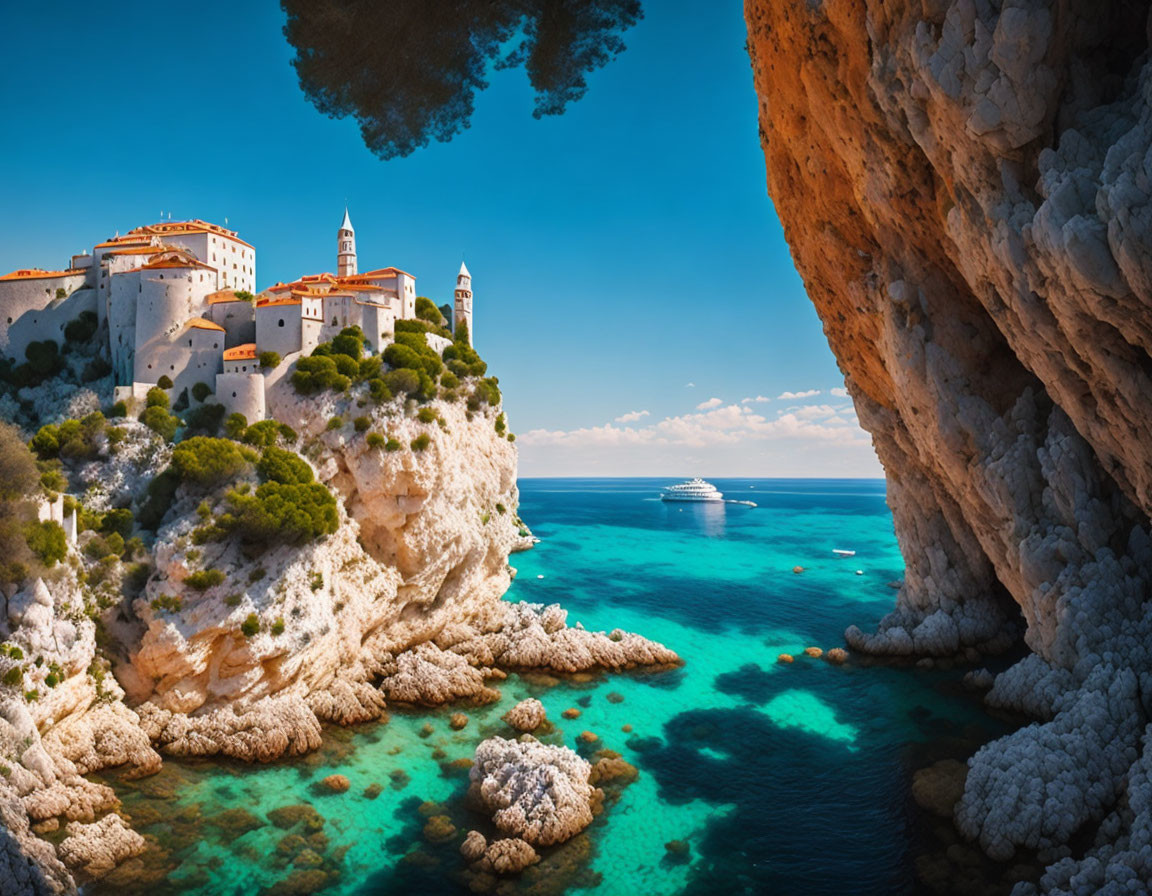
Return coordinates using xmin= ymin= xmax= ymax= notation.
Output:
xmin=281 ymin=0 xmax=642 ymax=159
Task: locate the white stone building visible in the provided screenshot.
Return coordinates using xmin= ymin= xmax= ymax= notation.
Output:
xmin=0 ymin=210 xmax=474 ymax=423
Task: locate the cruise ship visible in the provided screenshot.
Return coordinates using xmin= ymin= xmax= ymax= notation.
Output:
xmin=661 ymin=478 xmax=724 ymax=503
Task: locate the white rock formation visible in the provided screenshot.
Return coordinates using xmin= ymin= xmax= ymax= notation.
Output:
xmin=470 ymin=736 xmax=596 ymax=847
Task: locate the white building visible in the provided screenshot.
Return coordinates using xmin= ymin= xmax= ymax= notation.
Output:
xmin=0 ymin=210 xmax=473 ymax=422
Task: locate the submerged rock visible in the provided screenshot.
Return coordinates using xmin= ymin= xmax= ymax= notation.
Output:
xmin=460 ymin=830 xmax=487 ymax=861
xmin=57 ymin=814 xmax=146 ymax=880
xmin=318 ymin=774 xmax=350 ymax=794
xmin=483 ymin=837 xmax=539 ymax=874
xmin=503 ymin=698 xmax=546 ymax=733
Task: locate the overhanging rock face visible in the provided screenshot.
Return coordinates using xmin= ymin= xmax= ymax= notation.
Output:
xmin=746 ymin=0 xmax=1152 ymax=887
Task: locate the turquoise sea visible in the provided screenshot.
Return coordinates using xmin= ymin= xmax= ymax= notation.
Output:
xmin=90 ymin=478 xmax=1010 ymax=896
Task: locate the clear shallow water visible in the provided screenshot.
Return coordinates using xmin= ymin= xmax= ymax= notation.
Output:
xmin=91 ymin=478 xmax=1009 ymax=896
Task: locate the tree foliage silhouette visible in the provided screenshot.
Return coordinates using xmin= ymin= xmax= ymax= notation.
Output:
xmin=281 ymin=0 xmax=642 ymax=159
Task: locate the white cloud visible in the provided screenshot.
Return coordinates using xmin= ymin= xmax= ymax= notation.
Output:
xmin=518 ymin=402 xmax=882 ymax=477
xmin=741 ymin=395 xmax=771 ymax=404
xmin=614 ymin=409 xmax=650 ymax=423
xmin=830 ymin=387 xmax=849 ymax=398
xmin=777 ymin=389 xmax=821 ymax=400
xmin=684 ymin=382 xmax=696 ymax=388
xmin=695 ymin=397 xmax=723 ymax=410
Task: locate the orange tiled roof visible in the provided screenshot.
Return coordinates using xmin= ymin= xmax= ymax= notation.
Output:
xmin=125 ymin=219 xmax=254 ymax=250
xmin=256 ymin=297 xmax=301 ymax=308
xmin=223 ymin=343 xmax=257 ymax=361
xmin=186 ymin=317 xmax=225 ymax=332
xmin=93 ymin=237 xmax=156 ymax=249
xmin=104 ymin=245 xmax=167 ymax=257
xmin=343 ymin=266 xmax=413 ymax=280
xmin=206 ymin=289 xmax=249 ymax=304
xmin=0 ymin=268 xmax=86 ymax=281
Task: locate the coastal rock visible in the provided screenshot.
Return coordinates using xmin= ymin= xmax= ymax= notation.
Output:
xmin=746 ymin=0 xmax=1152 ymax=886
xmin=503 ymin=698 xmax=546 ymax=732
xmin=56 ymin=814 xmax=146 ymax=880
xmin=377 ymin=643 xmax=497 ymax=706
xmin=40 ymin=703 xmax=162 ymax=777
xmin=469 ymin=736 xmax=595 ymax=846
xmin=460 ymin=830 xmax=487 ymax=861
xmin=483 ymin=838 xmax=539 ymax=874
xmin=0 ymin=779 xmax=72 ymax=895
xmin=137 ymin=695 xmax=323 ymax=762
xmin=319 ymin=775 xmax=350 ymax=794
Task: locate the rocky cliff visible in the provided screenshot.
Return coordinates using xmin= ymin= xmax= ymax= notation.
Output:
xmin=0 ymin=368 xmax=678 ymax=893
xmin=745 ymin=1 xmax=1152 ymax=891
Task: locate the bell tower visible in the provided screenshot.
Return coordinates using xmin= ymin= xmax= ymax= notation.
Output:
xmin=337 ymin=207 xmax=356 ymax=277
xmin=454 ymin=261 xmax=473 ymax=345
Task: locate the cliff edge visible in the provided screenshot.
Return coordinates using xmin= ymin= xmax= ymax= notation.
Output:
xmin=746 ymin=1 xmax=1152 ymax=891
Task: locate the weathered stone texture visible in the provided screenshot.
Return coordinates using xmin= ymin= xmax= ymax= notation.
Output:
xmin=746 ymin=0 xmax=1152 ymax=888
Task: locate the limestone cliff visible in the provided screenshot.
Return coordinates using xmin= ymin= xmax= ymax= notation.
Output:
xmin=0 ymin=370 xmax=678 ymax=894
xmin=745 ymin=0 xmax=1152 ymax=890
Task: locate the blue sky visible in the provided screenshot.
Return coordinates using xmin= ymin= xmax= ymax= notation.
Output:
xmin=0 ymin=0 xmax=880 ymax=477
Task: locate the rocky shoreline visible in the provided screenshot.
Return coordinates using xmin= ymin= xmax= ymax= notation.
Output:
xmin=746 ymin=0 xmax=1152 ymax=891
xmin=0 ymin=375 xmax=680 ymax=894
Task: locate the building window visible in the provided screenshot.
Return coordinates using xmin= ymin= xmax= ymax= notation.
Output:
xmin=232 ymin=392 xmax=237 ymax=398
xmin=188 ymin=339 xmax=192 ymax=346
xmin=278 ymin=319 xmax=285 ymax=327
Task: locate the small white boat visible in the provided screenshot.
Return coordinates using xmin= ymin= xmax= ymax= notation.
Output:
xmin=832 ymin=549 xmax=856 ymax=558
xmin=726 ymin=499 xmax=757 ymax=507
xmin=661 ymin=478 xmax=724 ymax=503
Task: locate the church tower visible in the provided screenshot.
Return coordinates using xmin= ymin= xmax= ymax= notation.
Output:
xmin=454 ymin=261 xmax=473 ymax=345
xmin=337 ymin=208 xmax=356 ymax=277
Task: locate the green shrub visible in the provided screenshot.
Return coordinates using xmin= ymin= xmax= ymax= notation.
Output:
xmin=139 ymin=406 xmax=179 ymax=441
xmin=31 ymin=413 xmax=107 ymax=461
xmin=366 ymin=432 xmax=386 ymax=449
xmin=358 ymin=356 xmax=382 ymax=380
xmin=331 ymin=326 xmax=366 ymax=360
xmin=495 ymin=413 xmax=506 ymax=435
xmin=109 ymin=400 xmax=128 ymax=418
xmin=137 ymin=468 xmax=180 ymax=531
xmin=82 ymin=357 xmax=112 ymax=382
xmin=150 ymin=594 xmax=183 ymax=613
xmin=310 ymin=572 xmax=323 ymax=591
xmin=415 ymin=296 xmax=445 ymax=325
xmin=385 ymin=438 xmax=401 ymax=452
xmin=440 ymin=370 xmax=460 ymax=390
xmin=507 ymin=433 xmax=516 ymax=442
xmin=146 ymin=387 xmax=169 ymax=409
xmin=326 ymin=416 xmax=343 ymax=431
xmin=185 ymin=569 xmax=225 ymax=591
xmin=241 ymin=614 xmax=260 ymax=638
xmin=293 ymin=355 xmax=351 ymax=395
xmin=221 ymin=481 xmax=338 ymax=547
xmin=417 ymin=407 xmax=437 ymax=424
xmin=100 ymin=508 xmax=133 ymax=538
xmin=384 ymin=336 xmax=442 ymax=378
xmin=224 ymin=413 xmax=249 ymax=440
xmin=184 ymin=402 xmax=226 ymax=436
xmin=353 ymin=416 xmax=371 ymax=433
xmin=234 ymin=290 xmax=256 ymax=303
xmin=224 ymin=593 xmax=242 ymax=607
xmin=25 ymin=521 xmax=66 ymax=566
xmin=3 ymin=667 xmax=22 ymax=687
xmin=243 ymin=420 xmax=292 ymax=449
xmin=156 ymin=375 xmax=174 ymax=390
xmin=39 ymin=469 xmax=66 ymax=493
xmin=367 ymin=378 xmax=393 ymax=403
xmin=496 ymin=503 xmax=507 ymax=515
xmin=124 ymin=562 xmax=151 ymax=596
xmin=271 ymin=618 xmax=285 ymax=636
xmin=257 ymin=447 xmax=314 ymax=485
xmin=248 ymin=567 xmax=266 ymax=583
xmin=64 ymin=311 xmax=97 ymax=342
xmin=171 ymin=437 xmax=252 ymax=488
xmin=25 ymin=340 xmax=62 ymax=378
xmin=259 ymin=351 xmax=281 ymax=370
xmin=411 ymin=434 xmax=431 ymax=452
xmin=192 ymin=382 xmax=213 ymax=403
